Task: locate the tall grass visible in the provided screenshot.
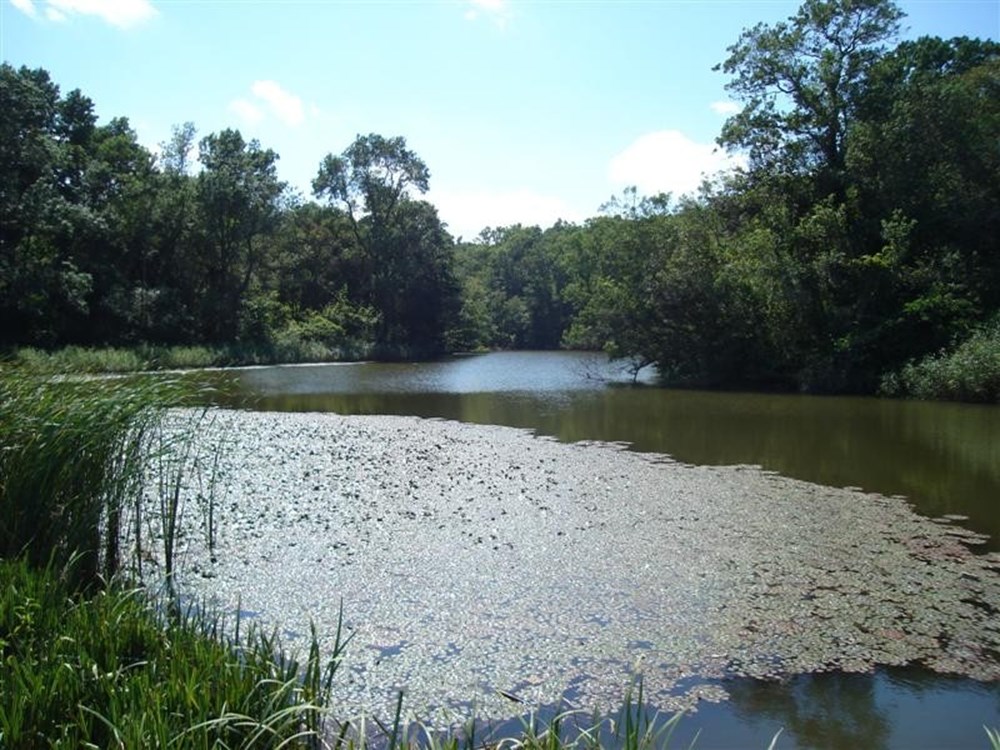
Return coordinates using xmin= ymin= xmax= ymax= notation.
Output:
xmin=0 ymin=366 xmax=197 ymax=590
xmin=9 ymin=340 xmax=376 ymax=374
xmin=0 ymin=364 xmax=354 ymax=747
xmin=0 ymin=557 xmax=350 ymax=748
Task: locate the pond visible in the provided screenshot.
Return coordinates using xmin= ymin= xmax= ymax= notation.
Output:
xmin=211 ymin=351 xmax=999 ymax=749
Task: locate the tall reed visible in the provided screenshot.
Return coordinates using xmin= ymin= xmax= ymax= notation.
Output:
xmin=0 ymin=366 xmax=194 ymax=590
xmin=0 ymin=557 xmax=350 ymax=748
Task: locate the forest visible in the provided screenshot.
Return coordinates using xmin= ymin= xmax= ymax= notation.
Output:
xmin=2 ymin=0 xmax=998 ymax=400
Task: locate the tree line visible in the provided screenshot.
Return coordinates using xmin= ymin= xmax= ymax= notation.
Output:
xmin=2 ymin=0 xmax=998 ymax=398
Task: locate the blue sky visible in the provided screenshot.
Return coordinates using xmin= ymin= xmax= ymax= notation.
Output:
xmin=2 ymin=0 xmax=998 ymax=239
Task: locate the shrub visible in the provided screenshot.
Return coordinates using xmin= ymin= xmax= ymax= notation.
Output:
xmin=880 ymin=317 xmax=1000 ymax=403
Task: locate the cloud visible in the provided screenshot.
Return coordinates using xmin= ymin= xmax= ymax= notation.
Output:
xmin=608 ymin=130 xmax=746 ymax=199
xmin=229 ymin=81 xmax=306 ymax=128
xmin=229 ymin=99 xmax=265 ymax=125
xmin=11 ymin=0 xmax=38 ymax=18
xmin=251 ymin=80 xmax=305 ymax=127
xmin=463 ymin=0 xmax=511 ymax=29
xmin=711 ymin=100 xmax=740 ymax=116
xmin=42 ymin=0 xmax=158 ymax=28
xmin=429 ymin=187 xmax=583 ymax=241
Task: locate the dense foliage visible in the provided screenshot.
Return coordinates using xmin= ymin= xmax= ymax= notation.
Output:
xmin=2 ymin=0 xmax=997 ymax=399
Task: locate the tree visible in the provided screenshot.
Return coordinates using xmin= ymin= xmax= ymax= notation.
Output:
xmin=0 ymin=65 xmax=103 ymax=345
xmin=195 ymin=129 xmax=285 ymax=342
xmin=383 ymin=200 xmax=460 ymax=352
xmin=313 ymin=134 xmax=455 ymax=352
xmin=160 ymin=121 xmax=197 ymax=176
xmin=717 ymin=0 xmax=903 ymax=191
xmin=266 ymin=202 xmax=360 ymax=313
xmin=845 ymin=37 xmax=1000 ymax=367
xmin=313 ymin=133 xmax=429 ymax=260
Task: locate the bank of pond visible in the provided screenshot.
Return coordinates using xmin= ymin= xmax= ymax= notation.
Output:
xmin=0 ymin=351 xmax=998 ymax=749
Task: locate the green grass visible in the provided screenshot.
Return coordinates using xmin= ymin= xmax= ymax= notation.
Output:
xmin=0 ymin=557 xmax=347 ymax=749
xmin=7 ymin=340 xmax=376 ymax=374
xmin=0 ymin=366 xmax=200 ymax=590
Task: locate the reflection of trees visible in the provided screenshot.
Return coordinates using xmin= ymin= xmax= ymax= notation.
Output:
xmin=726 ymin=672 xmax=890 ymax=750
xmin=224 ymin=358 xmax=1000 ymax=547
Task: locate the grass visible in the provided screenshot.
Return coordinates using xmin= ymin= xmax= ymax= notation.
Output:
xmin=0 ymin=556 xmax=348 ymax=749
xmin=0 ymin=366 xmax=198 ymax=590
xmin=7 ymin=340 xmax=376 ymax=374
xmin=0 ymin=363 xmax=350 ymax=748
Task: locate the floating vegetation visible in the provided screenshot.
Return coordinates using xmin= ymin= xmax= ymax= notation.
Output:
xmin=157 ymin=409 xmax=1000 ymax=725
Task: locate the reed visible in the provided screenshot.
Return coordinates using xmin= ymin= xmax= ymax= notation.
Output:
xmin=0 ymin=557 xmax=347 ymax=748
xmin=0 ymin=366 xmax=195 ymax=590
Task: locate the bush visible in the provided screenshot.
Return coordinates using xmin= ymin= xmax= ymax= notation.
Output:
xmin=880 ymin=317 xmax=1000 ymax=402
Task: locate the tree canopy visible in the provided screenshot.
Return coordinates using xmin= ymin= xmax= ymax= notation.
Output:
xmin=2 ymin=0 xmax=998 ymax=401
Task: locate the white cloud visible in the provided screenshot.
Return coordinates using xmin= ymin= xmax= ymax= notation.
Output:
xmin=711 ymin=100 xmax=740 ymax=116
xmin=463 ymin=0 xmax=511 ymax=29
xmin=11 ymin=0 xmax=38 ymax=18
xmin=45 ymin=5 xmax=66 ymax=21
xmin=251 ymin=80 xmax=305 ymax=127
xmin=229 ymin=99 xmax=264 ymax=125
xmin=608 ymin=130 xmax=746 ymax=199
xmin=429 ymin=187 xmax=583 ymax=241
xmin=45 ymin=0 xmax=158 ymax=28
xmin=229 ymin=81 xmax=307 ymax=128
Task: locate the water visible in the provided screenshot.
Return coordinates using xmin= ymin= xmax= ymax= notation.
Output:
xmin=216 ymin=351 xmax=1000 ymax=748
xmin=230 ymin=351 xmax=1000 ymax=549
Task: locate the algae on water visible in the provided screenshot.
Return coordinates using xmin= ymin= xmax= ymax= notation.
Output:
xmin=157 ymin=409 xmax=1000 ymax=723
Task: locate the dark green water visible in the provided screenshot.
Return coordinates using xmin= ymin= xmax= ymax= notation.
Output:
xmin=227 ymin=350 xmax=1000 ymax=550
xmin=216 ymin=351 xmax=1000 ymax=749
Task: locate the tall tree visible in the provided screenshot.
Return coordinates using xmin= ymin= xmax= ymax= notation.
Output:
xmin=313 ymin=134 xmax=455 ymax=352
xmin=0 ymin=65 xmax=103 ymax=345
xmin=717 ymin=0 xmax=903 ymax=191
xmin=196 ymin=129 xmax=285 ymax=342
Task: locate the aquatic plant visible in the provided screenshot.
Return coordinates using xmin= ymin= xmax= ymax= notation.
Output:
xmin=0 ymin=366 xmax=194 ymax=590
xmin=0 ymin=557 xmax=350 ymax=748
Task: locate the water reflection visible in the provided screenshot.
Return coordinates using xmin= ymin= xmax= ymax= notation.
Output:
xmin=483 ymin=668 xmax=999 ymax=750
xmin=704 ymin=668 xmax=998 ymax=749
xmin=722 ymin=671 xmax=890 ymax=749
xmin=201 ymin=352 xmax=1000 ymax=749
xmin=220 ymin=352 xmax=1000 ymax=549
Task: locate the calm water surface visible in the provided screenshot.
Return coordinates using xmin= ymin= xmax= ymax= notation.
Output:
xmin=218 ymin=351 xmax=1000 ymax=749
xmin=230 ymin=351 xmax=1000 ymax=548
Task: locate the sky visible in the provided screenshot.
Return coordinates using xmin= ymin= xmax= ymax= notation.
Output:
xmin=2 ymin=0 xmax=998 ymax=240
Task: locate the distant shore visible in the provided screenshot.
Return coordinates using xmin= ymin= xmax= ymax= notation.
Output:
xmin=166 ymin=409 xmax=1000 ymax=724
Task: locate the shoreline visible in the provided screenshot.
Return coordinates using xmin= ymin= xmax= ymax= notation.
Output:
xmin=159 ymin=408 xmax=1000 ymax=724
